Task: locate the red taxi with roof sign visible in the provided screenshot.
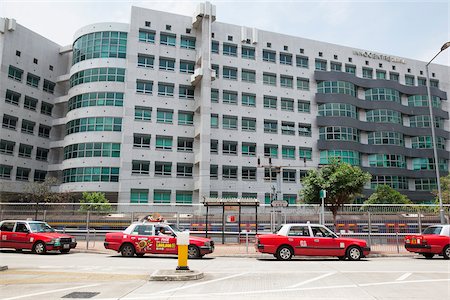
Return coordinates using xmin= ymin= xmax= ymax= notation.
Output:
xmin=256 ymin=223 xmax=370 ymax=260
xmin=404 ymin=224 xmax=450 ymax=259
xmin=104 ymin=217 xmax=214 ymax=258
xmin=0 ymin=220 xmax=77 ymax=254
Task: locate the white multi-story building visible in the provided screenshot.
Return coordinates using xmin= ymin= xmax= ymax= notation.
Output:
xmin=1 ymin=3 xmax=449 ymax=209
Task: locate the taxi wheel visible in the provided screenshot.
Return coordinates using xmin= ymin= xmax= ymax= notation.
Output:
xmin=33 ymin=241 xmax=46 ymax=255
xmin=188 ymin=245 xmax=200 ymax=258
xmin=120 ymin=244 xmax=135 ymax=257
xmin=346 ymin=246 xmax=362 ymax=261
xmin=276 ymin=246 xmax=293 ymax=261
xmin=423 ymin=253 xmax=434 ymax=259
xmin=443 ymin=246 xmax=450 ymax=259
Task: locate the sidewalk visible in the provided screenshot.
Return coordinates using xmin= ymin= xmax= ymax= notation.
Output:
xmin=73 ymin=241 xmax=412 ymax=258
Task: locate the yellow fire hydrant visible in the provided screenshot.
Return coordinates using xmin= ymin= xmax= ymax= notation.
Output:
xmin=176 ymin=231 xmax=190 ymax=271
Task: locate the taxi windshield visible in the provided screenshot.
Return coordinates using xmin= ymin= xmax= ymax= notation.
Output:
xmin=29 ymin=222 xmax=55 ymax=233
xmin=169 ymin=224 xmax=182 ymax=233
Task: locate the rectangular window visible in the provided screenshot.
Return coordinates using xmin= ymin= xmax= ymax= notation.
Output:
xmin=133 ymin=134 xmax=151 ymax=148
xmin=154 ymin=162 xmax=172 ymax=176
xmin=242 ymin=46 xmax=255 ymax=59
xmin=176 ymin=191 xmax=193 ymax=204
xmin=241 ymin=69 xmax=256 ymax=83
xmin=34 ymin=170 xmax=47 ymax=182
xmin=156 ymin=109 xmax=173 ymax=123
xmin=24 ymin=96 xmax=38 ymax=110
xmin=345 ymin=64 xmax=356 ymax=74
xmin=155 ymin=136 xmax=173 ymax=150
xmin=223 ymin=90 xmax=238 ymax=104
xmin=222 ymin=140 xmax=238 ymax=155
xmin=280 ymin=75 xmax=293 ymax=88
xmin=158 ymin=82 xmax=174 ymax=97
xmin=0 ymin=140 xmax=15 ymax=155
xmin=362 ymin=68 xmax=373 ymax=79
xmin=211 ymin=114 xmax=218 ymax=128
xmin=315 ymin=59 xmax=327 ymax=71
xmin=242 ymin=142 xmax=256 ymax=156
xmin=177 ymin=137 xmax=193 ymax=152
xmin=38 ymin=124 xmax=51 ymax=138
xmin=298 ymin=123 xmax=312 ymax=136
xmin=179 ymin=85 xmax=194 ymax=99
xmin=298 ymin=100 xmax=311 ymax=113
xmin=136 ymin=80 xmax=153 ymax=94
xmin=130 ymin=189 xmax=149 ymax=204
xmin=405 ymin=75 xmax=415 ymax=86
xmin=264 ymin=169 xmax=277 ymax=182
xmin=178 ymin=111 xmax=194 ymax=125
xmin=154 ymin=189 xmax=171 ymax=203
xmin=280 ymin=53 xmax=292 ymax=65
xmin=330 ymin=62 xmax=342 ymax=71
xmin=297 ymin=77 xmax=310 ymax=90
xmin=263 ymin=72 xmax=276 ymax=85
xmin=430 ymin=79 xmax=439 ymax=88
xmin=135 ymin=106 xmax=152 ymax=121
xmin=160 ymin=33 xmax=176 ymax=46
xmin=180 ymin=36 xmax=196 ymax=49
xmin=177 ymin=163 xmax=193 ymax=177
xmin=139 ymin=30 xmax=155 ymax=43
xmin=222 ymin=165 xmax=238 ymax=179
xmin=5 ymin=90 xmax=20 ymax=106
xmin=376 ymin=70 xmax=386 ymax=79
xmin=26 ymin=73 xmax=40 ymax=88
xmin=283 ymin=170 xmax=296 ymax=182
xmin=16 ymin=167 xmax=30 ymax=181
xmin=36 ymin=147 xmax=49 ymax=161
xmin=8 ymin=66 xmax=23 ymax=81
xmin=390 ymin=72 xmax=399 ymax=81
xmin=223 ymin=67 xmax=237 ymax=80
xmin=19 ymin=143 xmax=33 ymax=158
xmin=281 ymin=98 xmax=294 ymax=111
xmin=263 ymin=50 xmax=276 ymax=63
xmin=242 ymin=117 xmax=256 ymax=131
xmin=417 ymin=77 xmax=426 ymax=86
xmin=211 ymin=64 xmax=219 ymax=78
xmin=211 ymin=89 xmax=219 ymax=103
xmin=40 ymin=102 xmax=53 ymax=116
xmin=282 ymin=146 xmax=295 ymax=159
xmin=210 ymin=139 xmax=218 ymax=154
xmin=159 ymin=57 xmax=175 ymax=71
xmin=43 ymin=80 xmax=56 ymax=94
xmin=242 ymin=167 xmax=257 ymax=180
xmin=281 ymin=122 xmax=295 ymax=135
xmin=223 ymin=115 xmax=238 ymax=129
xmin=299 ymin=147 xmax=312 ymax=160
xmin=211 ymin=41 xmax=219 ymax=53
xmin=264 ymin=120 xmax=277 ymax=133
xmin=264 ymin=144 xmax=278 ymax=158
xmin=263 ymin=96 xmax=277 ymax=109
xmin=21 ymin=119 xmax=35 ymax=134
xmin=137 ymin=54 xmax=155 ymax=68
xmin=296 ymin=55 xmax=309 ymax=68
xmin=0 ymin=165 xmax=13 ymax=179
xmin=242 ymin=93 xmax=256 ymax=106
xmin=2 ymin=114 xmax=18 ymax=130
xmin=223 ymin=43 xmax=237 ymax=56
xmin=179 ymin=60 xmax=195 ymax=74
xmin=210 ymin=165 xmax=218 ymax=179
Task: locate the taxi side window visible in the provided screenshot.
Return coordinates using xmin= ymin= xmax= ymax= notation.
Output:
xmin=288 ymin=226 xmax=309 ymax=236
xmin=15 ymin=223 xmax=29 ymax=233
xmin=312 ymin=227 xmax=333 ymax=237
xmin=132 ymin=225 xmax=153 ymax=236
xmin=0 ymin=222 xmax=15 ymax=232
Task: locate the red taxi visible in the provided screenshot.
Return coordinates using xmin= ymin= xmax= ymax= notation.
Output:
xmin=104 ymin=221 xmax=214 ymax=258
xmin=256 ymin=223 xmax=370 ymax=260
xmin=0 ymin=220 xmax=77 ymax=254
xmin=405 ymin=224 xmax=450 ymax=259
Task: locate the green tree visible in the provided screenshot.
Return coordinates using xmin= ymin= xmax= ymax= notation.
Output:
xmin=364 ymin=185 xmax=412 ymax=205
xmin=433 ymin=174 xmax=450 ymax=205
xmin=79 ymin=192 xmax=111 ymax=212
xmin=300 ymin=159 xmax=371 ymax=225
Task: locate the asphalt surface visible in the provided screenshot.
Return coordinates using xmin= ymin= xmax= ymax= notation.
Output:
xmin=1 ymin=251 xmax=449 ymax=299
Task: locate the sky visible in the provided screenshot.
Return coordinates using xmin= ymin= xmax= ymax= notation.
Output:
xmin=1 ymin=0 xmax=449 ymax=66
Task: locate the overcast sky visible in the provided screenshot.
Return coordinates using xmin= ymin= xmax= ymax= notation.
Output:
xmin=1 ymin=0 xmax=449 ymax=66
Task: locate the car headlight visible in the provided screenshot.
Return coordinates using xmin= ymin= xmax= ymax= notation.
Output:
xmin=204 ymin=241 xmax=210 ymax=247
xmin=51 ymin=238 xmax=61 ymax=245
xmin=71 ymin=237 xmax=76 ymax=243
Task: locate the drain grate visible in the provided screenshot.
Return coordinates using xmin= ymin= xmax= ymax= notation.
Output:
xmin=62 ymin=292 xmax=100 ymax=298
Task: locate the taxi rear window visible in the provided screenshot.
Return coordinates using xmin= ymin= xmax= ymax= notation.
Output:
xmin=0 ymin=222 xmax=15 ymax=232
xmin=423 ymin=226 xmax=442 ymax=235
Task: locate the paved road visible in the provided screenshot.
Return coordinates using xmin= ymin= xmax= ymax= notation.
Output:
xmin=1 ymin=251 xmax=449 ymax=299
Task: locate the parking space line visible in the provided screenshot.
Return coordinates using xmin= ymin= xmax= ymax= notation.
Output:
xmin=2 ymin=283 xmax=101 ymax=300
xmin=288 ymin=272 xmax=336 ymax=288
xmin=396 ymin=272 xmax=412 ymax=281
xmin=359 ymin=278 xmax=450 ymax=287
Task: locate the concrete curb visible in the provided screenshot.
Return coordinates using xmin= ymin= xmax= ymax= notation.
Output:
xmin=149 ymin=269 xmax=204 ymax=281
xmin=0 ymin=265 xmax=8 ymax=271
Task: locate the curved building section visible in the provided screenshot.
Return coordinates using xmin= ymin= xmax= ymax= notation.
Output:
xmin=59 ymin=22 xmax=129 ymax=195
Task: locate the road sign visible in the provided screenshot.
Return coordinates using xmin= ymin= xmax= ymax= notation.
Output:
xmin=271 ymin=200 xmax=289 ymax=207
xmin=320 ymin=189 xmax=327 ymax=199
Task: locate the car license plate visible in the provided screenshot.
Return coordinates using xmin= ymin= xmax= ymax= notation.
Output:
xmin=63 ymin=244 xmax=70 ymax=249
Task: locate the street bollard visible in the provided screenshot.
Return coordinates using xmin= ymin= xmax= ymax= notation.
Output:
xmin=176 ymin=231 xmax=190 ymax=271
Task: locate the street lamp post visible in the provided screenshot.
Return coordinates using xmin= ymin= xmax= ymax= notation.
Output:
xmin=425 ymin=41 xmax=450 ymax=224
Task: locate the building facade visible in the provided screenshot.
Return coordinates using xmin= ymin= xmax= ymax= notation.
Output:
xmin=1 ymin=3 xmax=449 ymax=209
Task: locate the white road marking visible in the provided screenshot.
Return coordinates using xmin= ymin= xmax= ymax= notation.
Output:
xmin=288 ymin=272 xmax=336 ymax=288
xmin=2 ymin=283 xmax=101 ymax=300
xmin=150 ymin=272 xmax=249 ymax=295
xmin=396 ymin=272 xmax=412 ymax=281
xmin=358 ymin=278 xmax=450 ymax=287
